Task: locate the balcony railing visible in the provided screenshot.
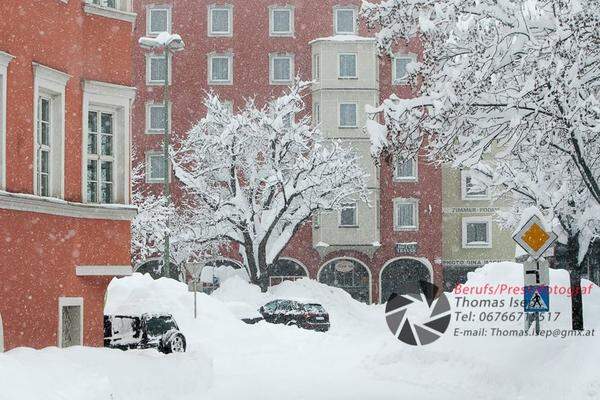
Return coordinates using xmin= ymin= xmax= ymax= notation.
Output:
xmin=83 ymin=0 xmax=136 ymax=23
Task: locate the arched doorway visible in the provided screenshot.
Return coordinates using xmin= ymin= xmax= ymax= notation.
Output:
xmin=380 ymin=258 xmax=432 ymax=303
xmin=269 ymin=258 xmax=308 ymax=286
xmin=318 ymin=258 xmax=371 ymax=303
xmin=135 ymin=259 xmax=180 ymax=280
xmin=201 ymin=258 xmax=247 ymax=284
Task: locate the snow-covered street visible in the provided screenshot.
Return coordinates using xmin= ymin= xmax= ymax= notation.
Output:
xmin=2 ymin=263 xmax=598 ymax=400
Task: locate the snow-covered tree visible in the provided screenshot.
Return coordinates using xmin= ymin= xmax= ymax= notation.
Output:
xmin=130 ymin=165 xmax=219 ymax=279
xmin=362 ymin=0 xmax=600 ymax=329
xmin=172 ymin=81 xmax=369 ymax=290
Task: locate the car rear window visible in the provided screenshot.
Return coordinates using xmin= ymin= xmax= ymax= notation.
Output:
xmin=304 ymin=304 xmax=325 ymax=313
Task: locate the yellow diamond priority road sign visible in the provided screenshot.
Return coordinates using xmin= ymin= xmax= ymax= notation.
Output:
xmin=513 ymin=215 xmax=557 ymax=260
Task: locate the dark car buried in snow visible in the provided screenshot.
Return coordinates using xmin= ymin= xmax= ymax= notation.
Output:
xmin=243 ymin=299 xmax=330 ymax=332
xmin=104 ymin=313 xmax=186 ymax=354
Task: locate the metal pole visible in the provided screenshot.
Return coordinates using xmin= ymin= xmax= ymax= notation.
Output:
xmin=194 ymin=280 xmax=197 ymax=319
xmin=162 ymin=49 xmax=171 ymax=278
xmin=535 ymin=313 xmax=540 ymax=335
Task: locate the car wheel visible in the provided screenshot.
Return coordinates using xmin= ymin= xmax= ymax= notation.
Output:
xmin=161 ymin=333 xmax=186 ymax=354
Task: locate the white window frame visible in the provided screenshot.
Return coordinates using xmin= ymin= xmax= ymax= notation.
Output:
xmin=333 ymin=6 xmax=357 ymax=35
xmin=33 ymin=63 xmax=70 ymax=199
xmin=208 ymin=4 xmax=233 ymax=37
xmin=208 ymin=53 xmax=233 ymax=85
xmin=393 ymin=156 xmax=418 ymax=182
xmin=462 ymin=216 xmax=493 ymax=249
xmin=145 ymin=151 xmax=170 ymax=184
xmin=338 ymin=53 xmax=358 ymax=79
xmin=269 ymin=5 xmax=294 ymax=37
xmin=146 ymin=53 xmax=171 ymax=86
xmin=82 ymin=80 xmax=135 ymax=205
xmin=339 ymin=201 xmax=358 ymax=227
xmin=461 ymin=169 xmax=491 ymax=200
xmin=393 ymin=198 xmax=419 ymax=231
xmin=313 ymin=53 xmax=320 ymax=81
xmin=269 ymin=53 xmax=294 ymax=85
xmin=145 ymin=101 xmax=171 ymax=134
xmin=146 ymin=5 xmax=171 ymax=36
xmin=57 ymin=297 xmax=84 ymax=348
xmin=313 ymin=102 xmax=320 ymax=126
xmin=86 ymin=107 xmax=117 ymax=204
xmin=392 ymin=53 xmax=417 ymax=85
xmin=338 ymin=102 xmax=358 ymax=128
xmin=0 ymin=51 xmax=13 ymax=191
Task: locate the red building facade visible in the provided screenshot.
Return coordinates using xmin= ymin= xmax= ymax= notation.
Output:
xmin=0 ymin=0 xmax=137 ymax=351
xmin=132 ymin=0 xmax=442 ymax=303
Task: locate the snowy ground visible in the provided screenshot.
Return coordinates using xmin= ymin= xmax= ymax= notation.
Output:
xmin=1 ymin=262 xmax=599 ymax=400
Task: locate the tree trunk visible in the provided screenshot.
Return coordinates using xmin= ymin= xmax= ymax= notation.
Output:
xmin=556 ymin=234 xmax=584 ymax=330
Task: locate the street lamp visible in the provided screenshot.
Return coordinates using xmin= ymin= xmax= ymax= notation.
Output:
xmin=139 ymin=32 xmax=185 ymax=278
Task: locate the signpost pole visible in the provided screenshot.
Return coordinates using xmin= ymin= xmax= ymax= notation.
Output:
xmin=194 ymin=280 xmax=197 ymax=319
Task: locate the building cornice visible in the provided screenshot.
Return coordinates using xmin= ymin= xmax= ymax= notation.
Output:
xmin=83 ymin=80 xmax=137 ymax=101
xmin=0 ymin=191 xmax=137 ymax=221
xmin=32 ymin=62 xmax=71 ymax=87
xmin=76 ymin=265 xmax=133 ymax=276
xmin=0 ymin=51 xmax=14 ymax=68
xmin=83 ymin=3 xmax=137 ymax=24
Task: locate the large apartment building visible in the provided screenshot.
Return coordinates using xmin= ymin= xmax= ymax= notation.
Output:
xmin=131 ymin=0 xmax=514 ymax=303
xmin=0 ymin=0 xmax=136 ymax=351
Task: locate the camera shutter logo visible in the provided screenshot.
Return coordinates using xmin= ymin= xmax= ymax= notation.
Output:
xmin=385 ymin=280 xmax=451 ymax=346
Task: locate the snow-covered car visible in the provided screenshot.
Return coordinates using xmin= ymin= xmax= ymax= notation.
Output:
xmin=242 ymin=300 xmax=330 ymax=332
xmin=104 ymin=313 xmax=186 ymax=354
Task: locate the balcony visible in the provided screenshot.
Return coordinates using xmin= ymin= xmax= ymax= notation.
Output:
xmin=83 ymin=0 xmax=136 ymax=23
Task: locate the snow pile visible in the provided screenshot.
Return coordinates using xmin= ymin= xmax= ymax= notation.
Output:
xmin=0 ymin=347 xmax=211 ymax=400
xmin=2 ymin=263 xmax=599 ymax=399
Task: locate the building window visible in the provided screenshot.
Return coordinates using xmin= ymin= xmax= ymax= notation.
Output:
xmin=338 ymin=53 xmax=357 ymax=79
xmin=461 ymin=170 xmax=490 ymax=200
xmin=222 ymin=100 xmax=233 ymax=114
xmin=36 ymin=97 xmax=52 ymax=197
xmin=339 ymin=103 xmax=357 ymax=128
xmin=394 ymin=157 xmax=417 ymax=181
xmin=270 ymin=54 xmax=294 ymax=85
xmin=145 ymin=102 xmax=170 ymax=134
xmin=313 ymin=53 xmax=320 ymax=81
xmin=0 ymin=51 xmax=12 ymax=191
xmin=33 ymin=63 xmax=69 ymax=199
xmin=82 ymin=80 xmax=135 ymax=205
xmin=393 ymin=54 xmax=416 ymax=84
xmin=339 ymin=202 xmax=357 ymax=227
xmin=334 ymin=7 xmax=356 ymax=35
xmin=208 ymin=4 xmax=233 ymax=37
xmin=87 ymin=0 xmax=118 ymax=9
xmin=58 ymin=297 xmax=83 ymax=348
xmin=146 ymin=54 xmax=170 ymax=85
xmin=87 ymin=110 xmax=115 ymax=203
xmin=269 ymin=6 xmax=294 ymax=37
xmin=462 ymin=217 xmax=492 ymax=248
xmin=146 ymin=152 xmax=169 ymax=183
xmin=147 ymin=6 xmax=171 ymax=35
xmin=208 ymin=53 xmax=233 ymax=85
xmin=394 ymin=198 xmax=418 ymax=231
xmin=313 ymin=102 xmax=320 ymax=125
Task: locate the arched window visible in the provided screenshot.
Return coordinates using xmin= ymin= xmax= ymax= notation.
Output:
xmin=269 ymin=258 xmax=308 ymax=286
xmin=380 ymin=258 xmax=432 ymax=303
xmin=318 ymin=258 xmax=371 ymax=303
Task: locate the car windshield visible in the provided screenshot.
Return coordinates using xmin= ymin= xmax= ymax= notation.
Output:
xmin=304 ymin=304 xmax=325 ymax=313
xmin=145 ymin=316 xmax=177 ymax=337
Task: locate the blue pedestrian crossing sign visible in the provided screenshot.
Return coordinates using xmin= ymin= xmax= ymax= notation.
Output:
xmin=524 ymin=286 xmax=549 ymax=312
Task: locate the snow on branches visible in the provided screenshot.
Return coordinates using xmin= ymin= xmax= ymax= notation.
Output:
xmin=172 ymin=81 xmax=369 ymax=288
xmin=362 ymin=0 xmax=600 ymax=254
